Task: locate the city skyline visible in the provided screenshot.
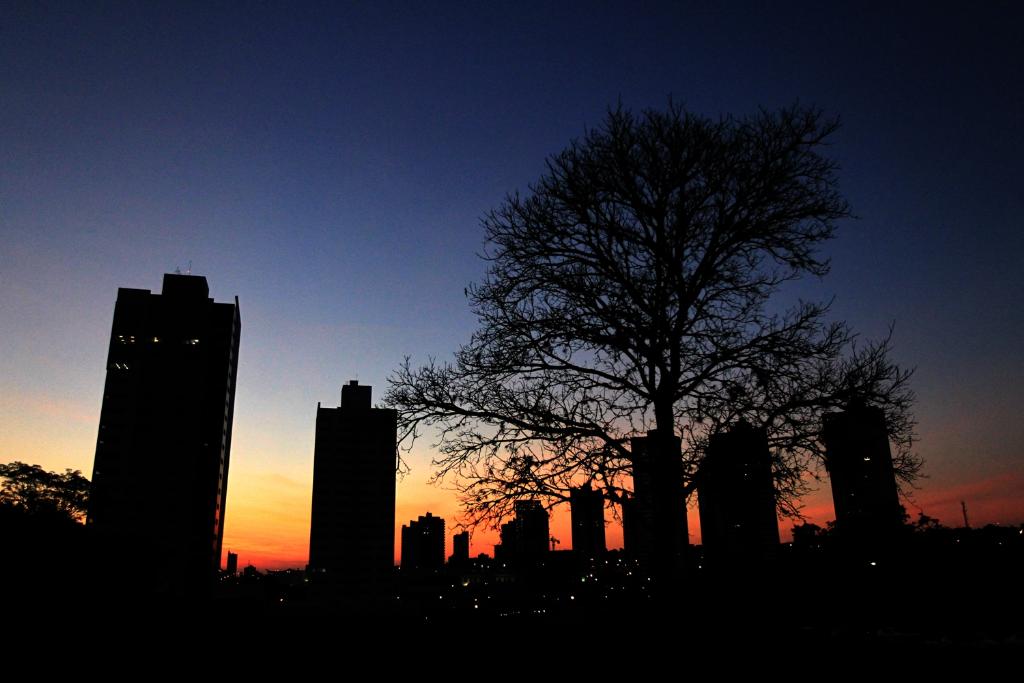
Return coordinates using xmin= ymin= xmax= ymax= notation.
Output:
xmin=3 ymin=4 xmax=1023 ymax=570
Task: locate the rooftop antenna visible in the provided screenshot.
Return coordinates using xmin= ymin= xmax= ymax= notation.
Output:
xmin=186 ymin=260 xmax=192 ymax=275
xmin=961 ymin=500 xmax=970 ymax=528
xmin=174 ymin=265 xmax=182 ymax=275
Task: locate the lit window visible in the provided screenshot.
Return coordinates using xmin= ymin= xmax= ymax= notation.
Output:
xmin=185 ymin=338 xmax=200 ymax=345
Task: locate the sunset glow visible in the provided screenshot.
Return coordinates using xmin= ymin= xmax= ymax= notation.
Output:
xmin=3 ymin=3 xmax=1022 ymax=575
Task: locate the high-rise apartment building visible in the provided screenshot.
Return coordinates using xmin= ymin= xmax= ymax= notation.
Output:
xmin=626 ymin=430 xmax=688 ymax=578
xmin=822 ymin=402 xmax=903 ymax=548
xmin=400 ymin=512 xmax=445 ymax=572
xmin=570 ymin=484 xmax=606 ymax=560
xmin=697 ymin=420 xmax=780 ymax=567
xmin=451 ymin=530 xmax=470 ymax=565
xmin=88 ymin=273 xmax=240 ymax=590
xmin=495 ymin=500 xmax=550 ymax=563
xmin=308 ymin=381 xmax=397 ymax=594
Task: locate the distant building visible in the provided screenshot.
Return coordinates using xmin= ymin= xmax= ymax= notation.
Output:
xmin=627 ymin=430 xmax=688 ymax=578
xmin=515 ymin=500 xmax=550 ymax=558
xmin=401 ymin=512 xmax=446 ymax=572
xmin=225 ymin=551 xmax=238 ymax=575
xmin=822 ymin=402 xmax=903 ymax=550
xmin=621 ymin=492 xmax=638 ymax=557
xmin=87 ymin=273 xmax=240 ymax=593
xmin=570 ymin=484 xmax=606 ymax=560
xmin=494 ymin=521 xmax=514 ymax=562
xmin=451 ymin=530 xmax=470 ymax=565
xmin=495 ymin=500 xmax=549 ymax=563
xmin=308 ymin=381 xmax=397 ymax=595
xmin=698 ymin=421 xmax=780 ymax=568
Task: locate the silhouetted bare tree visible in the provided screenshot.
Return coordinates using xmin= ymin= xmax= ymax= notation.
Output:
xmin=387 ymin=103 xmax=918 ymax=527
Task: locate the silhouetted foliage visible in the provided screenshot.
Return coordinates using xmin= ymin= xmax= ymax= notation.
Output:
xmin=0 ymin=462 xmax=91 ymax=608
xmin=791 ymin=522 xmax=828 ymax=547
xmin=912 ymin=511 xmax=944 ymax=532
xmin=0 ymin=461 xmax=90 ymax=524
xmin=387 ymin=102 xmax=919 ymax=527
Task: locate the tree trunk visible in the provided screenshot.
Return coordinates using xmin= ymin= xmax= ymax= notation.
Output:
xmin=649 ymin=397 xmax=688 ymax=586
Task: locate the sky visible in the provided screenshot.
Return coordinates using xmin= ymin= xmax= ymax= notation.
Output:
xmin=2 ymin=2 xmax=1022 ymax=570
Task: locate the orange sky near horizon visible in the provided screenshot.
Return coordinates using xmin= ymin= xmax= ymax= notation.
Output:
xmin=220 ymin=466 xmax=1024 ymax=571
xmin=3 ymin=388 xmax=1023 ymax=572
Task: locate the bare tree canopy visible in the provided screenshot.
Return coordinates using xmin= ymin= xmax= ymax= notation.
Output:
xmin=386 ymin=103 xmax=918 ymax=527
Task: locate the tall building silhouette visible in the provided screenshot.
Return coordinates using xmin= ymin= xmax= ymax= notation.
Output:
xmin=621 ymin=492 xmax=638 ymax=557
xmin=570 ymin=484 xmax=606 ymax=560
xmin=308 ymin=381 xmax=397 ymax=595
xmin=515 ymin=500 xmax=550 ymax=557
xmin=627 ymin=430 xmax=688 ymax=578
xmin=697 ymin=421 xmax=780 ymax=568
xmin=401 ymin=512 xmax=445 ymax=572
xmin=225 ymin=551 xmax=238 ymax=576
xmin=822 ymin=402 xmax=903 ymax=550
xmin=496 ymin=500 xmax=549 ymax=563
xmin=451 ymin=530 xmax=470 ymax=565
xmin=87 ymin=273 xmax=240 ymax=591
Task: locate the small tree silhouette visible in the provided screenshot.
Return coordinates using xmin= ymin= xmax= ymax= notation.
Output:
xmin=0 ymin=461 xmax=90 ymax=524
